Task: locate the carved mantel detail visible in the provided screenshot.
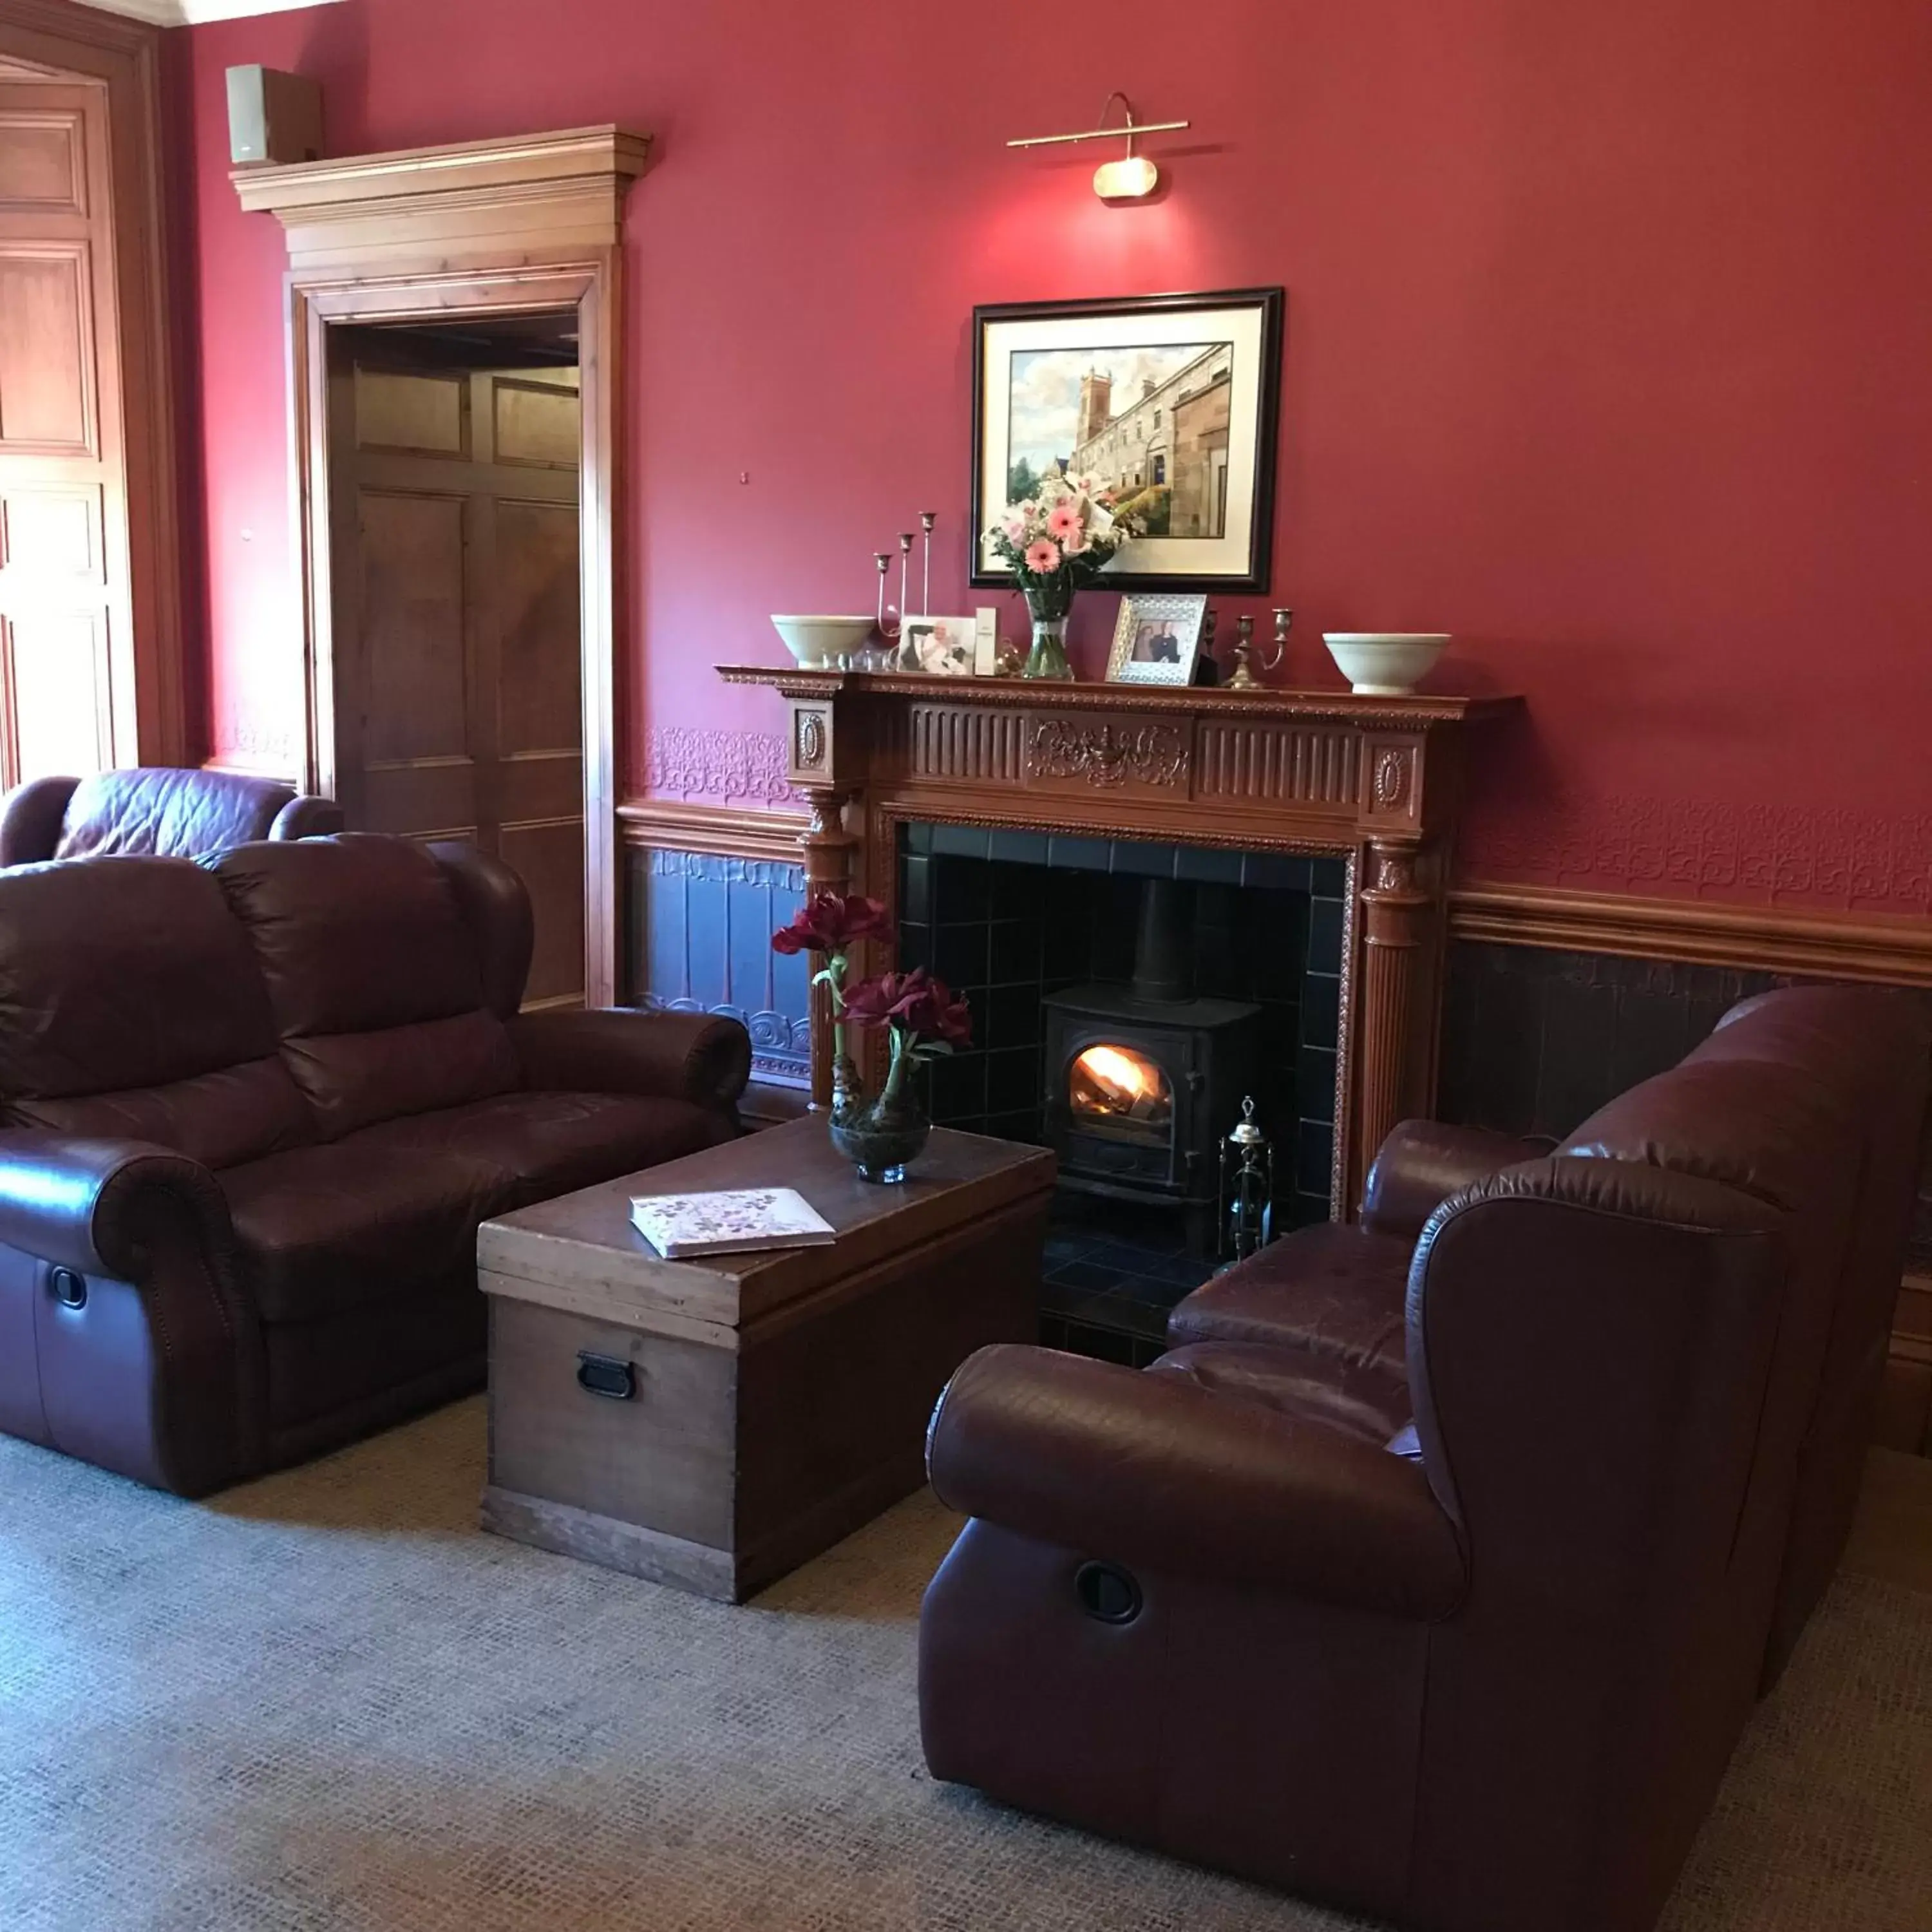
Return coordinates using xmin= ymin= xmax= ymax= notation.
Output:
xmin=1028 ymin=717 xmax=1190 ymax=790
xmin=717 ymin=665 xmax=1517 ymax=1208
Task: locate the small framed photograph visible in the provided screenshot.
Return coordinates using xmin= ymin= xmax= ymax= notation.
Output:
xmin=1106 ymin=593 xmax=1208 ymax=686
xmin=896 ymin=614 xmax=978 ymax=675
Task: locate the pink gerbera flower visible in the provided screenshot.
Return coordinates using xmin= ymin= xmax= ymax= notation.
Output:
xmin=1046 ymin=500 xmax=1083 ymax=541
xmin=1023 ymin=538 xmax=1061 ymax=574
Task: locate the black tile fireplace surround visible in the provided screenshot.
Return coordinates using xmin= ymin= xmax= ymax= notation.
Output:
xmin=896 ymin=822 xmax=1346 ymax=1359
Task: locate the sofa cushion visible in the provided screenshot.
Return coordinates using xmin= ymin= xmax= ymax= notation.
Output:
xmin=223 ymin=1089 xmax=734 ymax=1323
xmin=0 ymin=855 xmax=314 ymax=1169
xmin=354 ymin=1088 xmax=735 ymax=1211
xmin=214 ymin=836 xmax=518 ymax=1138
xmin=1166 ymin=1222 xmax=1414 ymax=1375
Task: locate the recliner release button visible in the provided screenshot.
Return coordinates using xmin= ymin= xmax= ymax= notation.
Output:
xmin=48 ymin=1267 xmax=87 ymax=1310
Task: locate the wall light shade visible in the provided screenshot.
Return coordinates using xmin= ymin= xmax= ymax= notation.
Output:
xmin=1093 ymin=155 xmax=1159 ymax=201
xmin=1009 ymin=94 xmax=1186 ymax=204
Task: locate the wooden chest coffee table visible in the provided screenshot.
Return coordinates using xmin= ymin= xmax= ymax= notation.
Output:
xmin=477 ymin=1119 xmax=1055 ymax=1601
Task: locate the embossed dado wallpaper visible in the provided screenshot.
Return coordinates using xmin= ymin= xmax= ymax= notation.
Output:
xmin=179 ymin=0 xmax=1932 ymax=915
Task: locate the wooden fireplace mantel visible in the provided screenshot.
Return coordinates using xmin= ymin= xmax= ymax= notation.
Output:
xmin=716 ymin=665 xmax=1519 ymax=1213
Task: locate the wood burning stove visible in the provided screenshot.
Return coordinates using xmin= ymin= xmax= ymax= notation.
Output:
xmin=1043 ymin=878 xmax=1262 ymax=1236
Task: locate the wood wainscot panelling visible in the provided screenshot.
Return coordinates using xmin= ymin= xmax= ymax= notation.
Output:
xmin=1445 ymin=878 xmax=1932 ymax=1455
xmin=1449 ymin=881 xmax=1932 ymax=987
xmin=616 ymin=796 xmax=808 ymax=866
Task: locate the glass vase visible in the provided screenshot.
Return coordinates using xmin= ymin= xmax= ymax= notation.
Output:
xmin=1021 ymin=582 xmax=1075 ymax=681
xmin=826 ymin=1038 xmax=931 ymax=1183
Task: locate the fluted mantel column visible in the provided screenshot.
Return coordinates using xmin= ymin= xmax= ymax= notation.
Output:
xmin=1355 ymin=836 xmax=1434 ymax=1188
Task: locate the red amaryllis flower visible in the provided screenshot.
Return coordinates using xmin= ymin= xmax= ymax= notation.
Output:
xmin=841 ymin=967 xmax=973 ymax=1049
xmin=770 ymin=891 xmax=891 ymax=956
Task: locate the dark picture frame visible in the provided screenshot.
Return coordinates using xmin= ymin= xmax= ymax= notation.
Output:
xmin=969 ymin=287 xmax=1284 ymax=593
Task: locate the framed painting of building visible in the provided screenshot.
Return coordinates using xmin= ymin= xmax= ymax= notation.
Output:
xmin=969 ymin=288 xmax=1284 ymax=592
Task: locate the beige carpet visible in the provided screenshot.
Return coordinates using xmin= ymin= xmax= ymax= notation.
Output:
xmin=2 ymin=1401 xmax=1927 ymax=1932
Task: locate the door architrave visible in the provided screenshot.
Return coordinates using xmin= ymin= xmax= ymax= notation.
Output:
xmin=238 ymin=126 xmax=649 ymax=1007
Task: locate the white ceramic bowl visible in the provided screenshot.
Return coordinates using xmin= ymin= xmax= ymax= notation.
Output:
xmin=1321 ymin=632 xmax=1452 ymax=696
xmin=771 ymin=615 xmax=876 ymax=667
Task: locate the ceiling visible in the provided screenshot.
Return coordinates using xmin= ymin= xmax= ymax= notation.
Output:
xmin=75 ymin=0 xmax=343 ymax=24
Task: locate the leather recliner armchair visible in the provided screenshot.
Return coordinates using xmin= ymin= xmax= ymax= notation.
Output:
xmin=0 ymin=834 xmax=750 ymax=1496
xmin=919 ymin=987 xmax=1929 ymax=1932
xmin=0 ymin=767 xmax=343 ymax=866
xmin=1165 ymin=985 xmax=1931 ymax=1690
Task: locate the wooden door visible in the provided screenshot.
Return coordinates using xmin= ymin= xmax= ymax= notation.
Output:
xmin=0 ymin=75 xmax=124 ymax=786
xmin=328 ymin=332 xmax=585 ymax=1007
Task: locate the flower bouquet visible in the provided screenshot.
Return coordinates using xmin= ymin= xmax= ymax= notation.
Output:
xmin=770 ymin=893 xmax=972 ymax=1183
xmin=983 ymin=470 xmax=1145 ymax=679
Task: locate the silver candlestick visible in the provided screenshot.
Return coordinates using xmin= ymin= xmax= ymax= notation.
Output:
xmin=919 ymin=512 xmax=936 ymax=616
xmin=875 ymin=553 xmax=900 ymax=642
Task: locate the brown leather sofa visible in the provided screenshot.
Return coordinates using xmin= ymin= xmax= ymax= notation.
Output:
xmin=919 ymin=987 xmax=1929 ymax=1932
xmin=0 ymin=767 xmax=343 ymax=866
xmin=0 ymin=834 xmax=749 ymax=1497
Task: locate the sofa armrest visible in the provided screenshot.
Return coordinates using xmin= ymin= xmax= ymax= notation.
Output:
xmin=1361 ymin=1119 xmax=1548 ymax=1239
xmin=927 ymin=1343 xmax=1465 ymax=1619
xmin=0 ymin=1133 xmax=230 ymax=1278
xmin=509 ymin=1008 xmax=752 ymax=1113
xmin=269 ymin=793 xmax=344 ymax=841
xmin=0 ymin=775 xmax=79 ymax=867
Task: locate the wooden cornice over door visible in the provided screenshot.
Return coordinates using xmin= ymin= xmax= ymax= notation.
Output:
xmin=232 ymin=125 xmax=652 ymax=272
xmin=235 ymin=124 xmax=649 ymax=1007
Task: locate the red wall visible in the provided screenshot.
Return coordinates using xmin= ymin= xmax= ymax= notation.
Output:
xmin=177 ymin=0 xmax=1932 ymax=910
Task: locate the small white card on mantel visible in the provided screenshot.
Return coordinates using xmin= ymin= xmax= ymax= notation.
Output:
xmin=629 ymin=1187 xmax=837 ymax=1260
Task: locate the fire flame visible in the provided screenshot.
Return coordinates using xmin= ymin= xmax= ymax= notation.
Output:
xmin=1076 ymin=1045 xmax=1160 ymax=1105
xmin=1070 ymin=1044 xmax=1172 ymax=1129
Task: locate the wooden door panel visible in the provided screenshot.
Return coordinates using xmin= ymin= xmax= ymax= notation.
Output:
xmin=0 ymin=482 xmax=99 ymax=580
xmin=0 ymin=79 xmax=119 ymax=782
xmin=497 ymin=748 xmax=583 ymax=824
xmin=0 ymin=109 xmax=84 ymax=213
xmin=495 ymin=496 xmax=580 ymax=753
xmin=492 ymin=376 xmax=578 ymax=468
xmin=2 ymin=610 xmax=105 ymax=781
xmin=359 ymin=759 xmax=480 ymax=840
xmin=334 ymin=337 xmax=583 ymax=1003
xmin=0 ymin=245 xmax=93 ymax=452
xmin=502 ymin=815 xmax=586 ymax=1005
xmin=357 ymin=487 xmax=469 ymax=763
xmin=355 ymin=364 xmax=468 ymax=457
